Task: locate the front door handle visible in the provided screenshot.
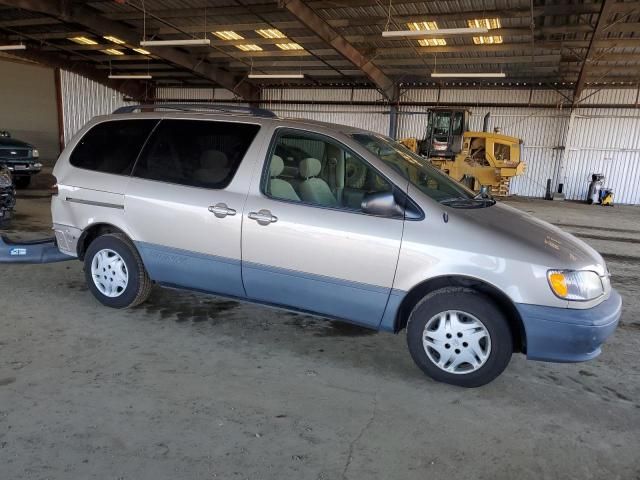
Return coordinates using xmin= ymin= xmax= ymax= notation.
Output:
xmin=208 ymin=203 xmax=236 ymax=218
xmin=248 ymin=209 xmax=278 ymax=225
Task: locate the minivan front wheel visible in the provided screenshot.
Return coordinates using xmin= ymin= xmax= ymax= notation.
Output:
xmin=84 ymin=233 xmax=152 ymax=308
xmin=407 ymin=288 xmax=513 ymax=387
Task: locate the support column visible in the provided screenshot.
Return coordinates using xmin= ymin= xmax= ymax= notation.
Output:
xmin=388 ymin=104 xmax=398 ymax=139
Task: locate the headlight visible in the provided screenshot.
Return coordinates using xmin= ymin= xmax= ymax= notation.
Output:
xmin=547 ymin=270 xmax=604 ymax=301
xmin=32 ymin=149 xmax=39 ymax=158
xmin=33 ymin=162 xmax=42 ymax=168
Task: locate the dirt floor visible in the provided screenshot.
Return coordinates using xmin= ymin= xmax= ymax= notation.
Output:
xmin=1 ymin=187 xmax=639 ymax=479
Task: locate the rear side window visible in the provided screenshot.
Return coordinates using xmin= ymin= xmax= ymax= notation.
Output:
xmin=70 ymin=120 xmax=158 ymax=175
xmin=132 ymin=119 xmax=260 ymax=189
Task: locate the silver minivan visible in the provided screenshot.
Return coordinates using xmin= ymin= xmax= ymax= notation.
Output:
xmin=50 ymin=105 xmax=621 ymax=387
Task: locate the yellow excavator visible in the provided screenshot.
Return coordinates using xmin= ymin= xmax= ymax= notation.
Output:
xmin=400 ymin=108 xmax=525 ymax=196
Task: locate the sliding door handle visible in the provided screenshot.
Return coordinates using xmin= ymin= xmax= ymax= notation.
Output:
xmin=248 ymin=209 xmax=278 ymax=225
xmin=208 ymin=203 xmax=236 ymax=218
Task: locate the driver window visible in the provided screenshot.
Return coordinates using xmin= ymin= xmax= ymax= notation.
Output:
xmin=265 ymin=131 xmax=392 ymax=212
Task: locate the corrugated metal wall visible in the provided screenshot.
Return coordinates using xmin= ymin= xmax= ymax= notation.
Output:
xmin=58 ymin=80 xmax=640 ymax=204
xmin=59 ymin=70 xmax=135 ymax=146
xmin=562 ymin=108 xmax=640 ymax=204
xmin=258 ymin=87 xmax=640 ymax=204
xmin=261 ymin=88 xmax=389 ymax=134
xmin=155 ymin=87 xmax=242 ymax=102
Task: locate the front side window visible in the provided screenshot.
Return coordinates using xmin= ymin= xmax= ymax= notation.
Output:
xmin=70 ymin=119 xmax=158 ymax=175
xmin=265 ymin=131 xmax=392 ymax=212
xmin=133 ymin=119 xmax=260 ymax=189
xmin=352 ymin=133 xmax=493 ymax=208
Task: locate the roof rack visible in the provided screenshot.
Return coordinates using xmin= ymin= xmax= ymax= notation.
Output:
xmin=112 ymin=103 xmax=277 ymax=118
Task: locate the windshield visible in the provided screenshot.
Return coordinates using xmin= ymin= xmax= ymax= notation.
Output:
xmin=352 ymin=133 xmax=477 ymax=203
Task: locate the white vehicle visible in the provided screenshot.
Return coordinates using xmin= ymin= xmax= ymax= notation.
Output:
xmin=47 ymin=104 xmax=620 ymax=387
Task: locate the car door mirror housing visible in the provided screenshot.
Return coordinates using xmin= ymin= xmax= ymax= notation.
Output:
xmin=361 ymin=191 xmax=405 ymax=217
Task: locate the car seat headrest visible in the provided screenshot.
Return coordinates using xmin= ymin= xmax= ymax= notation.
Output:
xmin=299 ymin=157 xmax=321 ymax=179
xmin=270 ymin=155 xmax=284 ymax=177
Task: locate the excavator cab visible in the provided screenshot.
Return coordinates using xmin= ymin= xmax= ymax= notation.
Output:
xmin=419 ymin=108 xmax=470 ymax=159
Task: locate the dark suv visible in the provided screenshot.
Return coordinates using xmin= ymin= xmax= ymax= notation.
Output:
xmin=0 ymin=130 xmax=42 ymax=188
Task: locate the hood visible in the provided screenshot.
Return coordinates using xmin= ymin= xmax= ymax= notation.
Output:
xmin=452 ymin=202 xmax=606 ymax=275
xmin=0 ymin=137 xmax=32 ymax=149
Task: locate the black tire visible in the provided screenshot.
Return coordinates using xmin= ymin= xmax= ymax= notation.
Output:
xmin=14 ymin=176 xmax=30 ymax=189
xmin=406 ymin=287 xmax=513 ymax=388
xmin=84 ymin=233 xmax=153 ymax=308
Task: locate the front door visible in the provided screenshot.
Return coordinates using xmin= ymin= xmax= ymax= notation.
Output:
xmin=125 ymin=118 xmax=263 ymax=298
xmin=241 ymin=129 xmax=404 ymax=328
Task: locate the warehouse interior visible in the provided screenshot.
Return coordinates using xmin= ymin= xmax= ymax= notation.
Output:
xmin=0 ymin=1 xmax=639 ymax=479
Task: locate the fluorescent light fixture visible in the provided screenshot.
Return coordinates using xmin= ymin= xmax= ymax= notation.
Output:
xmin=132 ymin=47 xmax=151 ymax=55
xmin=212 ymin=31 xmax=244 ymax=40
xmin=140 ymin=39 xmax=211 ymax=47
xmin=468 ymin=18 xmax=501 ymax=29
xmin=473 ymin=35 xmax=503 ymax=45
xmin=248 ymin=74 xmax=305 ymax=79
xmin=418 ymin=38 xmax=446 ymax=46
xmin=68 ymin=36 xmax=98 ymax=45
xmin=383 ymin=27 xmax=488 ymax=38
xmin=108 ymin=74 xmax=153 ymax=79
xmin=236 ymin=44 xmax=263 ymax=51
xmin=275 ymin=42 xmax=303 ymax=50
xmin=101 ymin=48 xmax=125 ymax=56
xmin=255 ymin=29 xmax=286 ymax=39
xmin=0 ymin=44 xmax=26 ymax=51
xmin=103 ymin=35 xmax=126 ymax=44
xmin=431 ymin=72 xmax=506 ymax=78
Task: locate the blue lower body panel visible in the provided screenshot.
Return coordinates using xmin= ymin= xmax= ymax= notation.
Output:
xmin=516 ymin=289 xmax=622 ymax=362
xmin=0 ymin=235 xmax=73 ymax=264
xmin=136 ymin=242 xmax=245 ymax=299
xmin=243 ymin=261 xmax=391 ymax=329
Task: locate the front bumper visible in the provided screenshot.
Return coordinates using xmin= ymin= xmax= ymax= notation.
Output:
xmin=516 ymin=289 xmax=622 ymax=363
xmin=1 ymin=162 xmax=42 ymax=175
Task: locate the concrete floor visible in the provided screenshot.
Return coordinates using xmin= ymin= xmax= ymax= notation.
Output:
xmin=1 ymin=191 xmax=639 ymax=480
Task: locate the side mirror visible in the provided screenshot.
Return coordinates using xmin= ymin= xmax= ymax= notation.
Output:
xmin=361 ymin=191 xmax=404 ymax=217
xmin=479 ymin=185 xmax=490 ymax=198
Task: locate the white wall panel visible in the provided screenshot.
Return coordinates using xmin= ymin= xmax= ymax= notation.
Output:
xmin=155 ymin=87 xmax=238 ymax=101
xmin=59 ymin=70 xmax=135 ymax=146
xmin=262 ymin=102 xmax=389 ymax=135
xmin=560 ymin=108 xmax=640 ymax=204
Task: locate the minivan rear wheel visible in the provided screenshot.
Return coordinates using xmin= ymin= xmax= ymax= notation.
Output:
xmin=84 ymin=233 xmax=152 ymax=308
xmin=406 ymin=288 xmax=513 ymax=388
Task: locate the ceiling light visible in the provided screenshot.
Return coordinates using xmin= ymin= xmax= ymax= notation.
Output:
xmin=472 ymin=36 xmax=503 ymax=45
xmin=132 ymin=47 xmax=151 ymax=55
xmin=103 ymin=35 xmax=125 ymax=45
xmin=276 ymin=42 xmax=303 ymax=50
xmin=431 ymin=72 xmax=506 ymax=78
xmin=468 ymin=18 xmax=501 ymax=30
xmin=248 ymin=74 xmax=305 ymax=79
xmin=0 ymin=44 xmax=26 ymax=51
xmin=407 ymin=21 xmax=438 ymax=31
xmin=140 ymin=39 xmax=211 ymax=47
xmin=212 ymin=31 xmax=244 ymax=40
xmin=69 ymin=36 xmax=98 ymax=45
xmin=236 ymin=44 xmax=263 ymax=51
xmin=383 ymin=27 xmax=488 ymax=38
xmin=108 ymin=74 xmax=153 ymax=79
xmin=418 ymin=38 xmax=446 ymax=46
xmin=255 ymin=29 xmax=286 ymax=39
xmin=101 ymin=48 xmax=125 ymax=56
